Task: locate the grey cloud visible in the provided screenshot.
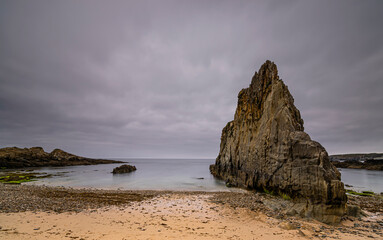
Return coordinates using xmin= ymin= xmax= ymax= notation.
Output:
xmin=0 ymin=0 xmax=382 ymax=158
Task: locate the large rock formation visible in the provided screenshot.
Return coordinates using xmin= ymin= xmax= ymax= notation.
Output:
xmin=210 ymin=61 xmax=346 ymax=223
xmin=0 ymin=147 xmax=123 ymax=168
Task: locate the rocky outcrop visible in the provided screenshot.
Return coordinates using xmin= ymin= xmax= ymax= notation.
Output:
xmin=330 ymin=153 xmax=383 ymax=170
xmin=112 ymin=164 xmax=137 ymax=174
xmin=210 ymin=60 xmax=347 ymax=224
xmin=331 ymin=159 xmax=383 ymax=171
xmin=0 ymin=147 xmax=123 ymax=168
xmin=330 ymin=153 xmax=383 ymax=162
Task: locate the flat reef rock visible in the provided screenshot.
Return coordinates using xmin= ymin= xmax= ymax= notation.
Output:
xmin=0 ymin=147 xmax=123 ymax=168
xmin=210 ymin=60 xmax=347 ymax=224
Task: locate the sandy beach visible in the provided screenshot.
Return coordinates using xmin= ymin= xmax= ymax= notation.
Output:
xmin=0 ymin=184 xmax=382 ymax=240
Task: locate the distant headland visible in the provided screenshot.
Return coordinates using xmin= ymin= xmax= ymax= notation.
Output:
xmin=330 ymin=153 xmax=383 ymax=171
xmin=0 ymin=147 xmax=123 ymax=168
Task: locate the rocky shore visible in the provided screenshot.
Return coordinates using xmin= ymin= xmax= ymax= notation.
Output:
xmin=1 ymin=184 xmax=382 ymax=216
xmin=0 ymin=184 xmax=382 ymax=239
xmin=330 ymin=153 xmax=383 ymax=162
xmin=331 ymin=159 xmax=383 ymax=171
xmin=0 ymin=147 xmax=123 ymax=168
xmin=0 ymin=184 xmax=157 ymax=213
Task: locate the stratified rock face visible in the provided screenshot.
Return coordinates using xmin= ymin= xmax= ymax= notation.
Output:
xmin=0 ymin=147 xmax=123 ymax=168
xmin=210 ymin=60 xmax=347 ymax=223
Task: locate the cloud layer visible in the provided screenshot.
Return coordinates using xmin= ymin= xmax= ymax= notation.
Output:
xmin=1 ymin=0 xmax=382 ymax=158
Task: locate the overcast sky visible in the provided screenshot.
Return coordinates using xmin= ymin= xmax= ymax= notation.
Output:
xmin=1 ymin=0 xmax=382 ymax=158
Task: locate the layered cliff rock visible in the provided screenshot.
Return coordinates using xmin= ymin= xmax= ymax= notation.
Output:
xmin=210 ymin=61 xmax=346 ymax=223
xmin=0 ymin=147 xmax=123 ymax=168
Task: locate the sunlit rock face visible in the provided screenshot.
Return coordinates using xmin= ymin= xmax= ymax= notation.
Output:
xmin=210 ymin=60 xmax=346 ymax=224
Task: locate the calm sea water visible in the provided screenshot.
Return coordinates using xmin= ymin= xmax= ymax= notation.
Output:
xmin=5 ymin=159 xmax=383 ymax=193
xmin=24 ymin=158 xmax=231 ymax=191
xmin=339 ymin=168 xmax=383 ymax=193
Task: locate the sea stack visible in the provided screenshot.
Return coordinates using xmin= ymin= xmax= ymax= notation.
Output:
xmin=210 ymin=60 xmax=347 ymax=223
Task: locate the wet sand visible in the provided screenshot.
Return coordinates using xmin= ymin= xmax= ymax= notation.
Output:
xmin=0 ymin=184 xmax=382 ymax=239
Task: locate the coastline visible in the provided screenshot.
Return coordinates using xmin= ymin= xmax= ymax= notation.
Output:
xmin=332 ymin=160 xmax=383 ymax=171
xmin=0 ymin=147 xmax=124 ymax=169
xmin=0 ymin=184 xmax=382 ymax=239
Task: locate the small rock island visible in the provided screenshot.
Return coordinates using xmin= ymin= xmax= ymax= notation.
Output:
xmin=112 ymin=164 xmax=137 ymax=174
xmin=0 ymin=147 xmax=123 ymax=168
xmin=210 ymin=61 xmax=347 ymax=224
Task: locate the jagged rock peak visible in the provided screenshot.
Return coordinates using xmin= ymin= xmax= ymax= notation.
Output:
xmin=250 ymin=60 xmax=279 ymax=90
xmin=210 ymin=60 xmax=346 ymax=224
xmin=235 ymin=60 xmax=304 ymax=131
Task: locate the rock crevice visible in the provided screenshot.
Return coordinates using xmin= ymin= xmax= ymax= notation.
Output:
xmin=210 ymin=60 xmax=346 ymax=223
